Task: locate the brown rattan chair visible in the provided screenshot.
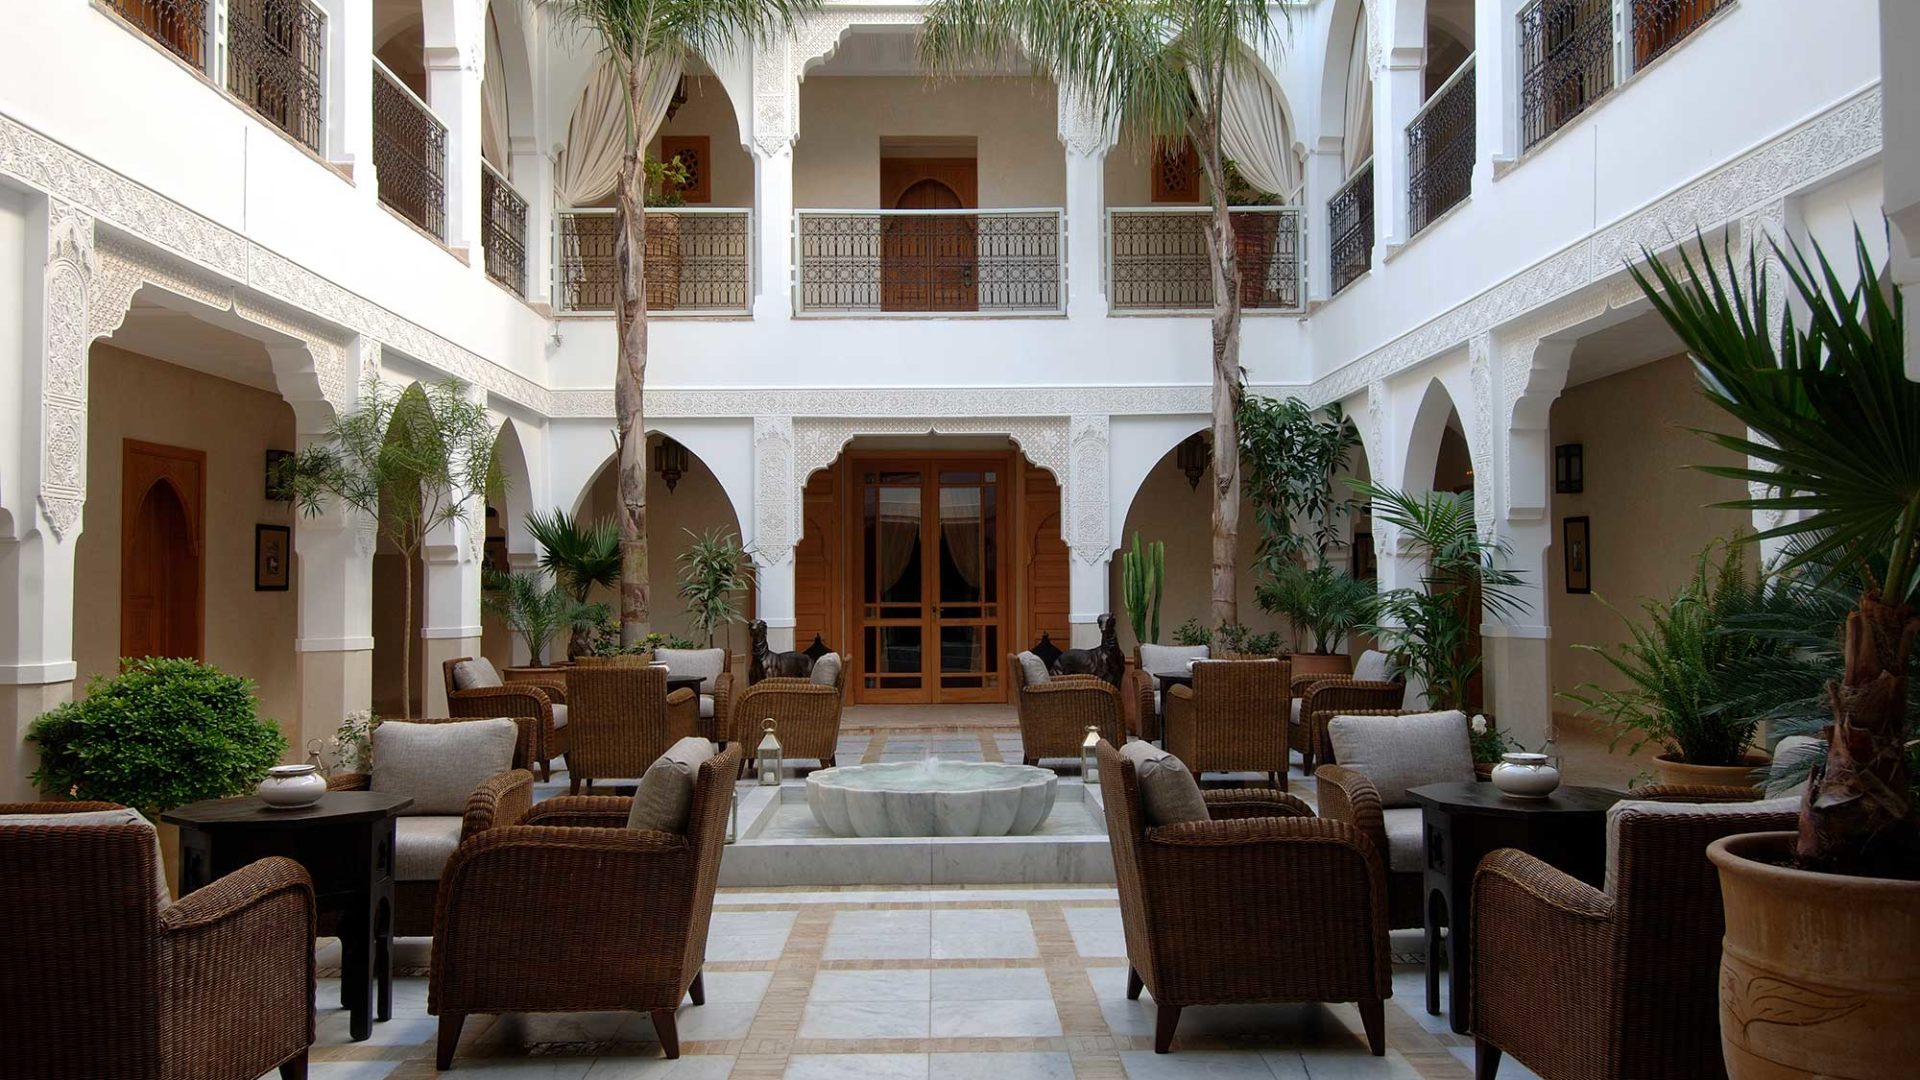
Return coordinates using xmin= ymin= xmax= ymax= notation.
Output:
xmin=1313 ymin=760 xmax=1426 ymax=931
xmin=733 ymin=676 xmax=844 ymax=769
xmin=429 ymin=746 xmax=743 ymax=1065
xmin=1468 ymin=790 xmax=1797 ymax=1079
xmin=0 ymin=802 xmax=317 ymax=1079
xmin=566 ymin=663 xmax=701 ymax=795
xmin=443 ymin=656 xmax=568 ymax=781
xmin=1009 ymin=657 xmax=1126 ymax=766
xmin=1163 ymin=659 xmax=1292 ymax=787
xmin=1093 ymin=741 xmax=1393 ymax=1055
xmin=1293 ymin=678 xmax=1407 ymax=772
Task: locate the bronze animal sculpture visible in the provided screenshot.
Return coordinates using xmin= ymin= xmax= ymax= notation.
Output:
xmin=1093 ymin=614 xmax=1126 ymax=688
xmin=748 ymin=619 xmax=816 ymax=684
xmin=1055 ymin=649 xmax=1098 ymax=676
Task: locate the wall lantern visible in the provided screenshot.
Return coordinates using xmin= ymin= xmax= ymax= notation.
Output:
xmin=756 ymin=718 xmax=783 ymax=785
xmin=655 ymin=437 xmax=689 ymax=493
xmin=1176 ymin=433 xmax=1212 ymax=490
xmin=1555 ymin=443 xmax=1584 ymax=494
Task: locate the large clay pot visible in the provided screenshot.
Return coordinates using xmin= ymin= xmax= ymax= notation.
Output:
xmin=1654 ymin=750 xmax=1769 ymax=790
xmin=1708 ymin=831 xmax=1920 ymax=1079
xmin=1290 ymin=653 xmax=1353 ymax=680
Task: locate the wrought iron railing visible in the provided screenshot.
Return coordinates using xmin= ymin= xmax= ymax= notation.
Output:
xmin=1106 ymin=206 xmax=1305 ymax=313
xmin=373 ymin=60 xmax=448 ymax=239
xmin=1630 ymin=0 xmax=1731 ymax=69
xmin=481 ymin=163 xmax=529 ymax=297
xmin=1408 ymin=57 xmax=1475 ymax=236
xmin=554 ymin=209 xmax=752 ymax=315
xmin=109 ymin=0 xmax=209 ymax=69
xmin=1519 ymin=0 xmax=1615 ymax=152
xmin=795 ymin=209 xmax=1064 ymax=315
xmin=1328 ymin=162 xmax=1374 ymax=295
xmin=225 ymin=0 xmax=325 ymax=153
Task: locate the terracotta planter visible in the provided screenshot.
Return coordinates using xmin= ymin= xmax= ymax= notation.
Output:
xmin=1709 ymin=831 xmax=1920 ymax=1079
xmin=1653 ymin=750 xmax=1769 ymax=790
xmin=1290 ymin=653 xmax=1353 ymax=680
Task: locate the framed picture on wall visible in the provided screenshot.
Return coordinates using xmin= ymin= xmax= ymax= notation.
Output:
xmin=1563 ymin=516 xmax=1592 ymax=594
xmin=255 ymin=524 xmax=291 ymax=592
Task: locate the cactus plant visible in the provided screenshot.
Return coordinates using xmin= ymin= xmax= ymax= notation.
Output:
xmin=1121 ymin=533 xmax=1165 ymax=645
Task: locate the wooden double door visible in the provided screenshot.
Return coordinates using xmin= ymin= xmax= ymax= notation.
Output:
xmin=880 ymin=157 xmax=979 ymax=313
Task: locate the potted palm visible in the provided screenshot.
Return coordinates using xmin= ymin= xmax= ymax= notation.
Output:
xmin=1632 ymin=233 xmax=1919 ymax=1078
xmin=677 ymin=527 xmax=753 ymax=650
xmin=482 ymin=567 xmax=607 ymax=669
xmin=1257 ymin=561 xmax=1374 ymax=677
xmin=525 ymin=508 xmax=621 ymax=659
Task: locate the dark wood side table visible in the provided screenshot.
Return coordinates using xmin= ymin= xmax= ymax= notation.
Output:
xmin=1408 ymin=781 xmax=1623 ymax=1034
xmin=164 ymin=791 xmax=412 ymax=1041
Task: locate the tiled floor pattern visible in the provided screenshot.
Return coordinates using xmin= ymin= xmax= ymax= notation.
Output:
xmin=293 ymin=891 xmax=1543 ymax=1080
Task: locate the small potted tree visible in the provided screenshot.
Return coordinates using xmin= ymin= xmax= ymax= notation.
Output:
xmin=677 ymin=527 xmax=753 ymax=652
xmin=1258 ymin=562 xmax=1374 ymax=678
xmin=482 ymin=567 xmax=607 ymax=671
xmin=525 ymin=508 xmax=620 ymax=660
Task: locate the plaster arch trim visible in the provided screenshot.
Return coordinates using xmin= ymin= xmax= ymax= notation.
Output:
xmin=558 ymin=421 xmax=756 ymax=562
xmin=1107 ymin=419 xmax=1210 ymax=559
xmin=490 ymin=416 xmax=537 ymax=556
xmin=1316 ymin=0 xmax=1370 ymax=143
xmin=1396 ymin=369 xmax=1472 ymax=497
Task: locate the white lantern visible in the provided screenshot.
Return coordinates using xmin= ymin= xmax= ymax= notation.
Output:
xmin=1081 ymin=724 xmax=1102 ymax=784
xmin=757 ymin=718 xmax=783 ymax=785
xmin=725 ymin=783 xmax=739 ymax=845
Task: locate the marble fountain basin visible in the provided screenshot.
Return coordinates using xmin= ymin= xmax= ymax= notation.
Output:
xmin=805 ymin=760 xmax=1059 ymax=837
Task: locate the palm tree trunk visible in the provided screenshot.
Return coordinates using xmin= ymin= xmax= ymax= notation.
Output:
xmin=614 ymin=61 xmax=652 ymax=647
xmin=1801 ymin=593 xmax=1920 ymax=878
xmin=400 ymin=541 xmax=415 ymax=717
xmin=1191 ymin=116 xmax=1244 ymax=628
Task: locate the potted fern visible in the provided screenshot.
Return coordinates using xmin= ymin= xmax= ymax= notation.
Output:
xmin=482 ymin=568 xmax=607 ymax=669
xmin=1257 ymin=562 xmax=1374 ymax=677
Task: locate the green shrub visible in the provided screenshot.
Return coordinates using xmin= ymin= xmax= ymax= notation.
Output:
xmin=27 ymin=657 xmax=287 ymax=813
xmin=1172 ymin=618 xmax=1212 ymax=647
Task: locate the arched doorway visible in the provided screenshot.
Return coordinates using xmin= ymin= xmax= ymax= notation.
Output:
xmin=881 ymin=166 xmax=979 ymax=312
xmin=120 ymin=441 xmax=205 ymax=661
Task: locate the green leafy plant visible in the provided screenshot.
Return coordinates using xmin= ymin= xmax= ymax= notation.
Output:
xmin=1238 ymin=395 xmax=1362 ymax=581
xmin=645 ymin=154 xmax=691 ymax=208
xmin=1561 ymin=540 xmax=1784 ymax=767
xmin=28 ymin=658 xmax=287 ymax=813
xmin=677 ymin=528 xmax=754 ymax=647
xmin=1256 ymin=562 xmax=1376 ymax=654
xmin=483 ymin=568 xmax=608 ymax=667
xmin=1354 ymin=482 xmax=1523 ymax=712
xmin=1121 ymin=533 xmax=1165 ymax=645
xmin=286 ymin=378 xmax=499 ymax=715
xmin=1631 ymin=230 xmax=1919 ymax=876
xmin=1214 ymin=621 xmax=1251 ymax=655
xmin=1245 ymin=630 xmax=1284 ymax=656
xmin=1172 ymin=618 xmax=1212 ymax=647
xmin=525 ymin=508 xmax=620 ymax=657
xmin=1468 ymin=713 xmax=1518 ymax=764
xmin=1222 ymin=158 xmax=1280 ymax=207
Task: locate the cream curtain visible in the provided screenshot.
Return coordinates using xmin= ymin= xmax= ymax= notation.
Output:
xmin=938 ymin=488 xmax=985 ymax=595
xmin=481 ymin=9 xmax=510 ymax=174
xmin=875 ymin=487 xmax=922 ymax=599
xmin=1344 ymin=4 xmax=1374 ymax=176
xmin=1189 ymin=62 xmax=1304 ymax=202
xmin=553 ymin=57 xmax=684 ymax=207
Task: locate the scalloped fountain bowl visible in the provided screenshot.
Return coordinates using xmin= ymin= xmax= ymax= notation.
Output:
xmin=805 ymin=760 xmax=1059 ymax=837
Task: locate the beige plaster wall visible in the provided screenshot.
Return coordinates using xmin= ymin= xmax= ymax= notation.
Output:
xmin=73 ymin=343 xmax=301 ymax=752
xmin=1109 ymin=451 xmax=1275 ymax=652
xmin=794 ymin=77 xmax=1064 ymax=208
xmin=647 ymin=76 xmax=754 ymax=208
xmin=1103 ymin=131 xmax=1211 ymax=208
xmin=1548 ymin=353 xmax=1750 ymax=701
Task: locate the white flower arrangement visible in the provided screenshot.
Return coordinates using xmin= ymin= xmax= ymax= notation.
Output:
xmin=1471 ymin=714 xmax=1489 ymax=736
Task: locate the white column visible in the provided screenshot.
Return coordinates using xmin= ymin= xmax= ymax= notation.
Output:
xmin=751 ymin=416 xmax=797 ymax=650
xmin=292 ymin=488 xmax=376 ymax=750
xmin=1480 ymin=0 xmax=1521 ymax=178
xmin=0 ymin=530 xmax=79 ymax=800
xmin=756 ymin=559 xmax=797 ymax=653
xmin=1884 ymin=0 xmax=1920 ymax=377
xmin=1058 ymin=89 xmax=1114 ymax=319
xmin=1068 ymin=558 xmax=1110 ymax=649
xmin=1304 ymin=138 xmax=1344 ymax=303
xmin=1373 ymin=0 xmax=1426 ymax=254
xmin=420 ymin=512 xmax=485 ymax=717
xmin=423 ymin=40 xmax=485 ymax=257
xmin=511 ymin=133 xmax=549 ymax=303
xmin=753 ymin=145 xmax=796 ymax=321
xmin=328 ymin=0 xmax=377 ymax=188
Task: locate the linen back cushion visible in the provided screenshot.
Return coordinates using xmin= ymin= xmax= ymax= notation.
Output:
xmin=1327 ymin=710 xmax=1473 ymax=807
xmin=1015 ymin=651 xmax=1050 ymax=687
xmin=811 ymin=652 xmax=843 ymax=689
xmin=1137 ymin=644 xmax=1209 ymax=689
xmin=1351 ymin=649 xmax=1393 ymax=683
xmin=0 ymin=808 xmax=172 ymax=911
xmin=628 ymin=736 xmax=716 ymax=833
xmin=656 ymin=648 xmax=726 ymax=694
xmin=372 ymin=718 xmax=518 ymax=815
xmin=452 ymin=657 xmax=504 ymax=690
xmin=1603 ymin=795 xmax=1800 ymax=897
xmin=1118 ymin=741 xmax=1210 ymax=826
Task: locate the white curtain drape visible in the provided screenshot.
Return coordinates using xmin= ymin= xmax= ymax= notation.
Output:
xmin=553 ymin=57 xmax=684 ymax=207
xmin=481 ymin=10 xmax=510 ymax=174
xmin=938 ymin=488 xmax=984 ymax=594
xmin=1344 ymin=4 xmax=1374 ymax=175
xmin=1189 ymin=63 xmax=1304 ymax=202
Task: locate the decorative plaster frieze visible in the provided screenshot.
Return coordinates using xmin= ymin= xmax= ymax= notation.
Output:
xmin=1057 ymin=89 xmax=1113 ymax=158
xmin=753 ymin=416 xmax=798 ymax=564
xmin=753 ymin=5 xmax=923 ymax=155
xmin=1067 ymin=415 xmax=1111 ymax=564
xmin=39 ymin=201 xmax=93 ymax=539
xmin=546 ymin=385 xmax=1222 ymax=420
xmin=1467 ymin=334 xmax=1494 ymax=539
xmin=1310 ymin=86 xmax=1882 ymax=410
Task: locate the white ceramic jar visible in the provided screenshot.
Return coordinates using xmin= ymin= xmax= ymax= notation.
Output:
xmin=1490 ymin=752 xmax=1561 ymax=799
xmin=259 ymin=763 xmax=327 ymax=808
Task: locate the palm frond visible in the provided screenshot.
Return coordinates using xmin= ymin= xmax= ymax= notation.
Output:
xmin=525 ymin=508 xmax=621 ymax=600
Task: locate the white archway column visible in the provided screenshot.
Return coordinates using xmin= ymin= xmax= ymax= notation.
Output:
xmin=327 ymin=0 xmax=379 ymax=188
xmin=1374 ymin=27 xmax=1425 ymax=251
xmin=423 ymin=3 xmax=487 ymax=259
xmin=1058 ymin=90 xmax=1113 ymax=320
xmin=419 ymin=382 xmax=490 ymax=715
xmin=753 ymin=144 xmax=796 ymax=322
xmin=752 ymin=417 xmax=798 ymax=650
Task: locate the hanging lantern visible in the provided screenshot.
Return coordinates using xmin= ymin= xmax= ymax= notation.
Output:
xmin=756 ymin=718 xmax=783 ymax=785
xmin=1176 ymin=433 xmax=1211 ymax=490
xmin=655 ymin=437 xmax=688 ymax=493
xmin=1081 ymin=724 xmax=1102 ymax=785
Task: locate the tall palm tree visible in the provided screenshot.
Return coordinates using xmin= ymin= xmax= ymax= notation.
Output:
xmin=921 ymin=0 xmax=1286 ymax=627
xmin=544 ymin=0 xmax=818 ymax=644
xmin=1632 ymin=231 xmax=1918 ymax=878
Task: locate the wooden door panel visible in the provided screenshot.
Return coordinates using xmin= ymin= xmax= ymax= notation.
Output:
xmin=1022 ymin=464 xmax=1071 ymax=652
xmin=121 ymin=440 xmax=207 ymax=662
xmin=879 ymin=158 xmax=979 ymax=313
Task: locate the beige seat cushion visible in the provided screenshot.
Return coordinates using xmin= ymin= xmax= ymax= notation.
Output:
xmin=0 ymin=808 xmax=171 ymax=910
xmin=628 ymin=736 xmax=716 ymax=833
xmin=1290 ymin=698 xmax=1302 ymax=725
xmin=698 ymin=694 xmax=716 ymax=720
xmin=451 ymin=657 xmax=504 ymax=690
xmin=1381 ymin=807 xmax=1425 ymax=873
xmin=1327 ymin=710 xmax=1473 ymax=807
xmin=656 ymin=648 xmax=726 ymax=695
xmin=811 ymin=652 xmax=843 ymax=688
xmin=1138 ymin=644 xmax=1209 ymax=690
xmin=394 ymin=816 xmax=463 ymax=881
xmin=1352 ymin=649 xmax=1393 ymax=683
xmin=1119 ymin=741 xmax=1209 ymax=826
xmin=371 ymin=718 xmax=518 ymax=816
xmin=551 ymin=702 xmax=568 ymax=730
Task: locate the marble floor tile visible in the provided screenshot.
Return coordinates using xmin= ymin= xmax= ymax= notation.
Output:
xmin=810 ymin=969 xmax=934 ymax=1002
xmin=928 ymin=1052 xmax=1074 ymax=1080
xmin=688 ymin=970 xmax=773 ymax=1005
xmin=930 ymin=967 xmax=1052 ymax=1001
xmin=1118 ymin=1050 xmax=1285 ymax=1080
xmin=799 ymin=1000 xmax=934 ymax=1039
xmin=823 ymin=931 xmax=933 ymax=960
xmin=670 ymin=1002 xmax=761 ymax=1041
xmin=314 ymin=1013 xmax=439 ymax=1048
xmin=834 ymin=908 xmax=934 ymax=934
xmin=786 ymin=1054 xmax=930 ymax=1080
xmin=930 ymin=999 xmax=1063 ymax=1038
xmin=931 ymin=931 xmax=1039 ymax=960
xmin=712 ymin=910 xmax=799 ymax=937
xmin=302 ymin=1063 xmax=402 ymax=1080
xmin=1062 ymin=906 xmax=1128 ymax=957
xmin=708 ymin=933 xmax=795 ymax=961
xmin=583 ymin=1056 xmax=736 ymax=1080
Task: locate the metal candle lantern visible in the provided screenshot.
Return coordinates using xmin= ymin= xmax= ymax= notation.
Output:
xmin=1081 ymin=724 xmax=1101 ymax=784
xmin=756 ymin=718 xmax=783 ymax=785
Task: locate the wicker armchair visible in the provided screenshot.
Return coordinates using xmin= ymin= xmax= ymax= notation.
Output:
xmin=1010 ymin=658 xmax=1126 ymax=766
xmin=444 ymin=657 xmax=568 ymax=781
xmin=567 ymin=663 xmax=701 ymax=795
xmin=1313 ymin=763 xmax=1425 ymax=930
xmin=1093 ymin=741 xmax=1392 ymax=1055
xmin=733 ymin=676 xmax=843 ymax=769
xmin=1163 ymin=659 xmax=1292 ymax=787
xmin=1293 ymin=678 xmax=1408 ymax=772
xmin=0 ymin=802 xmax=316 ymax=1079
xmin=430 ymin=746 xmax=743 ymax=1066
xmin=1469 ymin=791 xmax=1797 ymax=1079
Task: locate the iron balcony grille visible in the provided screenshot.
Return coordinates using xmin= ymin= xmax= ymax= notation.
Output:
xmin=554 ymin=209 xmax=752 ymax=315
xmin=1328 ymin=162 xmax=1374 ymax=295
xmin=226 ymin=0 xmax=325 ymax=153
xmin=109 ymin=0 xmax=209 ymax=69
xmin=373 ymin=62 xmax=448 ymax=239
xmin=1519 ymin=0 xmax=1614 ymax=153
xmin=1631 ymin=0 xmax=1731 ymax=69
xmin=1408 ymin=57 xmax=1475 ymax=236
xmin=481 ymin=164 xmax=529 ymax=297
xmin=1106 ymin=207 xmax=1306 ymax=314
xmin=795 ymin=210 xmax=1064 ymax=315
